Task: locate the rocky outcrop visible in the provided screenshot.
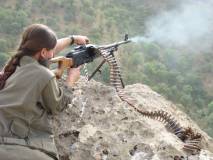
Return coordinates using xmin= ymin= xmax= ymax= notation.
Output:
xmin=52 ymin=78 xmax=213 ymax=160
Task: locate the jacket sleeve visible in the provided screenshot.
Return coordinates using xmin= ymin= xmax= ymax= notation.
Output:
xmin=41 ymin=77 xmax=71 ymax=115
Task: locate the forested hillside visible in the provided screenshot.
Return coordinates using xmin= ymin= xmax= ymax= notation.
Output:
xmin=0 ymin=0 xmax=212 ymax=137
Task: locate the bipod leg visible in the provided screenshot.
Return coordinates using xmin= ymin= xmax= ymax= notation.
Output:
xmin=88 ymin=59 xmax=106 ymax=81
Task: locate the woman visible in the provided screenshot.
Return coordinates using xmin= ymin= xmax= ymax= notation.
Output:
xmin=0 ymin=24 xmax=89 ymax=160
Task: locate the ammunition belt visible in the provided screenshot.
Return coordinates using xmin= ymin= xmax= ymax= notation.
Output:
xmin=101 ymin=51 xmax=202 ymax=154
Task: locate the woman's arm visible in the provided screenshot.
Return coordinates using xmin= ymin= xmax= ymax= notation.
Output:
xmin=53 ymin=35 xmax=89 ymax=87
xmin=54 ymin=37 xmax=71 ymax=55
xmin=42 ymin=77 xmax=64 ymax=115
xmin=54 ymin=35 xmax=89 ymax=55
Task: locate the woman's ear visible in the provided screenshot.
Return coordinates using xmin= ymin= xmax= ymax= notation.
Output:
xmin=40 ymin=48 xmax=48 ymax=58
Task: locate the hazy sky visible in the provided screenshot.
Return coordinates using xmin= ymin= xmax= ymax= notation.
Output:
xmin=133 ymin=0 xmax=213 ymax=53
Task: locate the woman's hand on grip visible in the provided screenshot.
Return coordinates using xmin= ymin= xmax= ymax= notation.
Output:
xmin=66 ymin=66 xmax=81 ymax=87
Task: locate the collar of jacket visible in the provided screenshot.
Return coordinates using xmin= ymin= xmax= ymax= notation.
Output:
xmin=19 ymin=56 xmax=38 ymax=66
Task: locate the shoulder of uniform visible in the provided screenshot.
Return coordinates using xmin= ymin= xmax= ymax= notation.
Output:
xmin=36 ymin=64 xmax=54 ymax=78
xmin=29 ymin=63 xmax=55 ymax=81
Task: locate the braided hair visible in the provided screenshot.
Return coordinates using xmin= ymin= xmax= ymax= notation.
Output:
xmin=0 ymin=24 xmax=57 ymax=90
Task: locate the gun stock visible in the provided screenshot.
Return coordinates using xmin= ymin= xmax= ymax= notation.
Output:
xmin=50 ymin=56 xmax=73 ymax=79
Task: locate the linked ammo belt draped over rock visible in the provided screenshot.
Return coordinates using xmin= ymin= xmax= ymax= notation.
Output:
xmin=100 ymin=49 xmax=202 ymax=154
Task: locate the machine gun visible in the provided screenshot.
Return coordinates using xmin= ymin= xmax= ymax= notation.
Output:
xmin=51 ymin=35 xmax=203 ymax=153
xmin=50 ymin=35 xmax=131 ymax=84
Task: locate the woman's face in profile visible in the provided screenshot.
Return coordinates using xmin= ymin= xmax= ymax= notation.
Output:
xmin=40 ymin=48 xmax=55 ymax=60
xmin=46 ymin=49 xmax=55 ymax=59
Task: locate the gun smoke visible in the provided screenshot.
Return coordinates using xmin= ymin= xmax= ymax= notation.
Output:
xmin=132 ymin=0 xmax=213 ymax=53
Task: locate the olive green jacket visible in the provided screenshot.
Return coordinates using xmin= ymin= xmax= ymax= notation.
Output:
xmin=0 ymin=56 xmax=64 ymax=148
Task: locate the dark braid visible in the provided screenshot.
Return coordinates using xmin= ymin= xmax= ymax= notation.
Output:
xmin=0 ymin=50 xmax=26 ymax=89
xmin=0 ymin=24 xmax=57 ymax=90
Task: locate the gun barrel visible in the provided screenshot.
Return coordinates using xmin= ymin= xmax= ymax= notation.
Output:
xmin=98 ymin=39 xmax=131 ymax=50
